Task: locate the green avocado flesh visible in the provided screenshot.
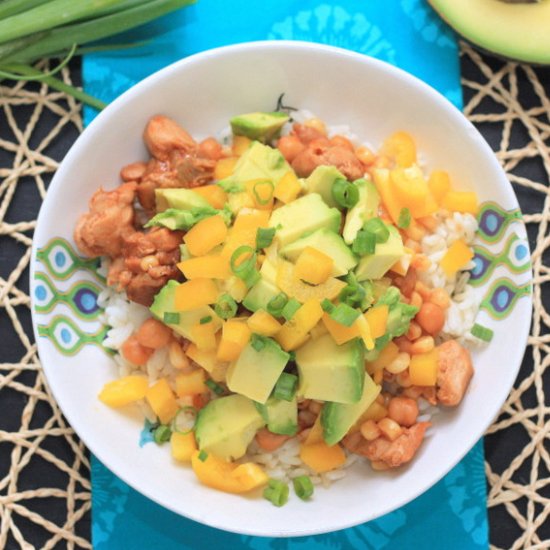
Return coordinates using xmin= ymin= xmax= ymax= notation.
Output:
xmin=429 ymin=0 xmax=550 ymax=65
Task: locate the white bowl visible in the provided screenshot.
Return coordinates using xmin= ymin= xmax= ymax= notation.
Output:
xmin=31 ymin=41 xmax=532 ymax=537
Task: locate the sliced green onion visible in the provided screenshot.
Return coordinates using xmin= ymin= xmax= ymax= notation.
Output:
xmin=242 ymin=268 xmax=261 ymax=289
xmin=205 ymin=379 xmax=225 ymax=396
xmin=163 ymin=312 xmax=180 ymax=324
xmin=332 ymin=178 xmax=359 ymax=209
xmin=256 ymin=227 xmax=276 ymax=249
xmin=288 ymin=351 xmax=296 ymax=362
xmin=200 ymin=315 xmax=212 ymax=325
xmin=252 ymin=180 xmax=274 ymax=205
xmin=330 ymin=303 xmax=360 ymax=327
xmin=153 ymin=424 xmax=172 ymax=445
xmin=282 ymin=298 xmax=301 ymax=321
xmin=352 ymin=229 xmax=376 ymax=255
xmin=321 ymin=298 xmax=335 ymax=313
xmin=471 ymin=323 xmax=494 ymax=342
xmin=273 ymin=372 xmax=298 ymax=401
xmin=397 ymin=207 xmax=411 ymax=229
xmin=267 ymin=292 xmax=288 ymax=317
xmin=339 ymin=283 xmax=366 ymax=309
xmin=251 ymin=334 xmax=267 ymax=352
xmin=198 ymin=450 xmax=208 ymax=462
xmin=231 ymin=245 xmax=257 ymax=276
xmin=293 ymin=475 xmax=314 ymax=500
xmin=263 ymin=479 xmax=289 ymax=507
xmin=364 ymin=218 xmax=390 ymax=243
xmin=171 ymin=406 xmax=197 ymax=435
xmin=214 ymin=294 xmax=238 ymax=320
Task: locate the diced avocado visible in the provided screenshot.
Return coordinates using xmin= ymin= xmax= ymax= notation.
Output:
xmin=226 ymin=190 xmax=255 ymax=214
xmin=179 ymin=244 xmax=191 ymax=261
xmin=242 ymin=259 xmax=279 ymax=312
xmin=150 ymin=280 xmax=221 ymax=341
xmin=194 ymin=394 xmax=265 ymax=461
xmin=232 ymin=141 xmax=291 ymax=185
xmin=255 ymin=396 xmax=298 ymax=436
xmin=355 ymin=224 xmax=404 ymax=281
xmin=279 ymin=227 xmax=357 ymax=277
xmin=384 ymin=302 xmax=419 ymax=338
xmin=343 ymin=179 xmax=380 ymax=244
xmin=155 ymin=188 xmax=209 ymax=212
xmin=226 ymin=338 xmax=290 ymax=404
xmin=295 ymin=334 xmax=364 ymax=404
xmin=230 ymin=112 xmax=289 ymax=143
xmin=321 ymin=374 xmax=381 ymax=445
xmin=259 ymin=257 xmax=277 ymax=285
xmin=269 ymin=194 xmax=341 ymax=247
xmin=305 ymin=165 xmax=346 ymax=207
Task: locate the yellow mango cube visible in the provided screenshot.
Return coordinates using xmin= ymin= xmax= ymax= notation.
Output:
xmin=222 ymin=209 xmax=270 ymax=258
xmin=145 ymin=379 xmax=179 ymax=424
xmin=98 ymin=375 xmax=148 ymax=408
xmin=191 ymin=320 xmax=218 ymax=351
xmin=186 ymin=343 xmax=219 ymax=374
xmin=294 ymin=247 xmax=334 ymax=285
xmin=247 ymin=309 xmax=282 ymax=337
xmin=175 ymin=370 xmax=207 ymax=397
xmin=214 ymin=157 xmax=237 ymax=180
xmin=366 ymin=341 xmax=399 ymax=375
xmin=184 ymin=215 xmax=228 ymax=256
xmin=440 ymin=239 xmax=474 ymax=277
xmin=192 ymin=185 xmax=228 ymax=209
xmin=354 ymin=315 xmax=375 ymax=351
xmin=276 ymin=299 xmax=324 ymax=351
xmin=442 ymin=191 xmax=479 ymax=215
xmin=217 ymin=320 xmax=251 ymax=361
xmin=177 ymin=255 xmax=231 ymax=280
xmin=246 ymin=179 xmax=275 ymax=210
xmin=372 ymin=168 xmax=402 ymax=224
xmin=322 ymin=313 xmax=360 ymax=345
xmin=428 ymin=170 xmax=451 ymax=204
xmin=381 ymin=131 xmax=417 ymax=167
xmin=171 ymin=431 xmax=197 ymax=462
xmin=273 ymin=171 xmax=302 ymax=203
xmin=359 ymin=401 xmax=388 ymax=423
xmin=232 ymin=135 xmax=252 ymax=156
xmin=174 ymin=278 xmax=219 ymax=311
xmin=299 ymin=442 xmax=346 ymax=473
xmin=364 ymin=305 xmax=389 ymax=340
xmin=409 ymin=348 xmax=439 ymax=386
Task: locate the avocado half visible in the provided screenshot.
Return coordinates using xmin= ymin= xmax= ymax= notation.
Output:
xmin=428 ymin=0 xmax=550 ymax=65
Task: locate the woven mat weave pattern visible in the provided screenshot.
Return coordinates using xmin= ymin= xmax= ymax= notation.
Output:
xmin=0 ymin=45 xmax=548 ymax=549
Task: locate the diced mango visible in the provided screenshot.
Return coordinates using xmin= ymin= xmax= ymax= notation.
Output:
xmin=276 ymin=298 xmax=324 ymax=351
xmin=442 ymin=191 xmax=479 ymax=215
xmin=273 ymin=171 xmax=302 ymax=203
xmin=310 ymin=320 xmax=329 ymax=340
xmin=322 ymin=313 xmax=360 ymax=345
xmin=221 ymin=276 xmax=248 ymax=302
xmin=191 ymin=451 xmax=268 ymax=493
xmin=381 ymin=131 xmax=417 ymax=167
xmin=232 ymin=135 xmax=252 ymax=156
xmin=171 ymin=431 xmax=197 ymax=462
xmin=175 ymin=369 xmax=207 ymax=397
xmin=145 ymin=379 xmax=179 ymax=424
xmin=98 ymin=375 xmax=148 ymax=408
xmin=366 ymin=341 xmax=399 ymax=375
xmin=186 ymin=343 xmax=219 ymax=373
xmin=217 ymin=320 xmax=251 ymax=361
xmin=428 ymin=170 xmax=451 ymax=204
xmin=299 ymin=441 xmax=346 ymax=473
xmin=178 ymin=255 xmax=231 ymax=280
xmin=372 ymin=168 xmax=402 ymax=224
xmin=440 ymin=239 xmax=474 ymax=277
xmin=354 ymin=314 xmax=375 ymax=351
xmin=222 ymin=209 xmax=270 ymax=258
xmin=174 ymin=279 xmax=219 ymax=311
xmin=389 ymin=253 xmax=412 ymax=277
xmin=184 ymin=215 xmax=228 ymax=256
xmin=364 ymin=305 xmax=389 ymax=340
xmin=192 ymin=185 xmax=228 ymax=209
xmin=294 ymin=247 xmax=334 ymax=285
xmin=246 ymin=179 xmax=274 ymax=211
xmin=390 ymin=167 xmax=438 ymax=218
xmin=359 ymin=401 xmax=388 ymax=423
xmin=191 ymin=320 xmax=218 ymax=351
xmin=247 ymin=309 xmax=282 ymax=337
xmin=214 ymin=157 xmax=237 ymax=180
xmin=409 ymin=348 xmax=439 ymax=386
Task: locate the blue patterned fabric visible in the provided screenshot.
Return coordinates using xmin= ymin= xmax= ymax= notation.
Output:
xmin=83 ymin=1 xmax=489 ymax=547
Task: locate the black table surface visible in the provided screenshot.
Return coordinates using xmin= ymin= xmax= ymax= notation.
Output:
xmin=1 ymin=52 xmax=549 ymax=549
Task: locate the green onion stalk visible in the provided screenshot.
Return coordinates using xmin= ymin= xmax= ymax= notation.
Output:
xmin=0 ymin=0 xmax=195 ymax=109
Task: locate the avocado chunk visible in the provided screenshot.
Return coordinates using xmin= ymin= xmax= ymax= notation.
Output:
xmin=226 ymin=337 xmax=290 ymax=404
xmin=296 ymin=334 xmax=364 ymax=404
xmin=269 ymin=193 xmax=341 ymax=246
xmin=429 ymin=0 xmax=550 ymax=65
xmin=256 ymin=396 xmax=298 ymax=436
xmin=230 ymin=112 xmax=289 ymax=143
xmin=155 ymin=188 xmax=209 ymax=212
xmin=279 ymin=227 xmax=357 ymax=277
xmin=242 ymin=259 xmax=279 ymax=312
xmin=194 ymin=394 xmax=265 ymax=461
xmin=305 ymin=165 xmax=346 ymax=207
xmin=232 ymin=141 xmax=291 ymax=185
xmin=150 ymin=281 xmax=222 ymax=342
xmin=321 ymin=374 xmax=381 ymax=445
xmin=343 ymin=179 xmax=380 ymax=244
xmin=355 ymin=224 xmax=404 ymax=281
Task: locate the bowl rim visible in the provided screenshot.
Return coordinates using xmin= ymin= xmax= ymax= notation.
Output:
xmin=30 ymin=39 xmax=533 ymax=537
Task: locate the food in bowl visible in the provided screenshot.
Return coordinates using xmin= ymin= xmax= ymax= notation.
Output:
xmin=74 ymin=107 xmax=490 ymax=504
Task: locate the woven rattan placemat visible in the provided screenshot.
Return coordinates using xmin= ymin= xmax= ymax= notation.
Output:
xmin=0 ymin=45 xmax=549 ymax=549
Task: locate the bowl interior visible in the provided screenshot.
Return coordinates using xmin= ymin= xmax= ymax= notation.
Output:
xmin=31 ymin=41 xmax=531 ymax=537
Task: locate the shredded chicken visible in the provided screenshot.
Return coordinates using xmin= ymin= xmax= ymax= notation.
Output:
xmin=437 ymin=340 xmax=474 ymax=406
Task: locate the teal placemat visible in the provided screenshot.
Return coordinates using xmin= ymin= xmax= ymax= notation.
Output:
xmin=83 ymin=2 xmax=489 ymax=548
